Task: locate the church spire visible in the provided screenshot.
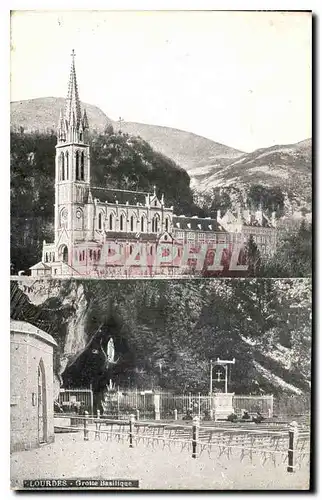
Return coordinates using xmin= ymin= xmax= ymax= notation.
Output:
xmin=65 ymin=49 xmax=82 ymax=132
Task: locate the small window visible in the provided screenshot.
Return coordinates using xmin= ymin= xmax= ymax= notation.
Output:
xmin=130 ymin=216 xmax=134 ymax=232
xmin=165 ymin=218 xmax=169 ymax=232
xmin=80 ymin=152 xmax=85 ymax=180
xmin=120 ymin=215 xmax=124 ymax=231
xmin=98 ymin=213 xmax=103 ymax=230
xmin=141 ymin=216 xmax=145 ymax=232
xmin=65 ymin=151 xmax=69 ymax=180
xmin=109 ymin=213 xmax=113 ymax=230
xmin=60 ymin=153 xmax=65 ymax=181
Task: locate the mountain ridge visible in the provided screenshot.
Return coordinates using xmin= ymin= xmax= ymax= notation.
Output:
xmin=10 ymin=97 xmax=244 ymax=172
xmin=11 ymin=97 xmax=311 ymax=206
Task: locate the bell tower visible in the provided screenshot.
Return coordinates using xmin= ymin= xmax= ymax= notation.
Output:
xmin=54 ymin=50 xmax=91 ymax=256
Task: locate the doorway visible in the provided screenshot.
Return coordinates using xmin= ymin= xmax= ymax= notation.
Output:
xmin=62 ymin=246 xmax=68 ymax=263
xmin=38 ymin=359 xmax=47 ymax=444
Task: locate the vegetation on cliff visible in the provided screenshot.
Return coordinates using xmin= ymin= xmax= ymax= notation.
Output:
xmin=11 ymin=278 xmax=311 ymax=396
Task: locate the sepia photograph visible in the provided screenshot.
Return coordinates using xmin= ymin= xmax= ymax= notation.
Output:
xmin=9 ymin=9 xmax=312 ymax=491
xmin=10 ymin=277 xmax=311 ymax=489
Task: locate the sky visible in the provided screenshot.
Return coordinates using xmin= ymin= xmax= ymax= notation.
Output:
xmin=10 ymin=10 xmax=312 ymax=152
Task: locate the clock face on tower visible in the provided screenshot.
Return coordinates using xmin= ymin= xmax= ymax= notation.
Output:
xmin=76 ymin=209 xmax=82 ymax=219
xmin=61 ymin=208 xmax=68 ymax=221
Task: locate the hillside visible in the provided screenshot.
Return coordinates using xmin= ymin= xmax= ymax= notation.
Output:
xmin=119 ymin=121 xmax=243 ymax=171
xmin=195 ymin=139 xmax=312 ymax=205
xmin=11 ymin=97 xmax=111 ymax=133
xmin=10 ymin=97 xmax=243 ymax=172
xmin=11 ymin=278 xmax=311 ymax=397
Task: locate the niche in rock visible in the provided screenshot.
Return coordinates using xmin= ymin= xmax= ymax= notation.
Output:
xmin=61 ymin=316 xmax=135 ymax=393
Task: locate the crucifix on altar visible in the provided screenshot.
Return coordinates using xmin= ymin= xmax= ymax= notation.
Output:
xmin=209 ymin=357 xmax=236 ymax=421
xmin=209 ymin=357 xmax=236 ymax=394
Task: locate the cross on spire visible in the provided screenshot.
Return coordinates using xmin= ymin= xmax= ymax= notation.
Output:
xmin=71 ymin=49 xmax=76 ymax=59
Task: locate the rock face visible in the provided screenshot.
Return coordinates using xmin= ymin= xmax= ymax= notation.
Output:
xmin=10 ymin=278 xmax=311 ymax=397
xmin=193 ymin=139 xmax=312 ymax=206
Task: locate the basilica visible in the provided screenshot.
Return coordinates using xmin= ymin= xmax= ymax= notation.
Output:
xmin=30 ymin=52 xmax=277 ymax=278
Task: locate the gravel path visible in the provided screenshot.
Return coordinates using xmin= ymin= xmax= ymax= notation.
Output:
xmin=11 ymin=432 xmax=310 ymax=490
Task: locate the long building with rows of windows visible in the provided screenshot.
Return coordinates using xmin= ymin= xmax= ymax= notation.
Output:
xmin=30 ymin=52 xmax=277 ymax=278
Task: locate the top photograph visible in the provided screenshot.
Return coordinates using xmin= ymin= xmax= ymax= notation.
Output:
xmin=10 ymin=11 xmax=312 ymax=279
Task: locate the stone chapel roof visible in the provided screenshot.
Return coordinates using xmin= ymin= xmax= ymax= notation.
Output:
xmin=29 ymin=261 xmax=51 ymax=270
xmin=10 ymin=320 xmax=58 ymax=346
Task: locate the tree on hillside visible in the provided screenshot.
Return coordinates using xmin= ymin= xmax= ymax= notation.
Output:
xmin=247 ymin=184 xmax=285 ymax=216
xmin=245 ymin=235 xmax=261 ymax=276
xmin=260 ymin=221 xmax=312 ymax=277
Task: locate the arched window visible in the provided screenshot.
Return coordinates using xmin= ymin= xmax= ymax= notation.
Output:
xmin=141 ymin=216 xmax=145 ymax=233
xmin=82 ymin=250 xmax=85 ymax=261
xmin=80 ymin=132 xmax=83 ymax=142
xmin=62 ymin=246 xmax=68 ymax=263
xmin=65 ymin=151 xmax=69 ymax=180
xmin=60 ymin=153 xmax=65 ymax=180
xmin=52 ymin=253 xmax=55 ymax=262
xmin=75 ymin=151 xmax=80 ymax=180
xmin=89 ymin=249 xmax=92 ymax=260
xmin=93 ymin=250 xmax=97 ymax=261
xmin=108 ymin=214 xmax=113 ymax=231
xmin=97 ymin=249 xmax=101 ymax=261
xmin=120 ymin=214 xmax=124 ymax=231
xmin=152 ymin=215 xmax=159 ymax=233
xmin=79 ymin=252 xmax=82 ymax=262
xmin=80 ymin=152 xmax=85 ymax=180
xmin=130 ymin=215 xmax=134 ymax=232
xmin=98 ymin=212 xmax=103 ymax=230
xmin=45 ymin=253 xmax=48 ymax=263
xmin=150 ymin=246 xmax=153 ymax=255
xmin=165 ymin=218 xmax=169 ymax=232
xmin=130 ymin=245 xmax=133 ymax=255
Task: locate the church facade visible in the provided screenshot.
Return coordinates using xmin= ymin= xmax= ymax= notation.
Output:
xmin=30 ymin=52 xmax=277 ymax=278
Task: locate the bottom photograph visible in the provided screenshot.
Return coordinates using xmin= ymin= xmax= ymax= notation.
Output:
xmin=10 ymin=277 xmax=311 ymax=490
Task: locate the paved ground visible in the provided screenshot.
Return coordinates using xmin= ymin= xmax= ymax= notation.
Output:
xmin=11 ymin=431 xmax=310 ymax=491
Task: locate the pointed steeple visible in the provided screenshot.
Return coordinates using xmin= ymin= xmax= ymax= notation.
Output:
xmin=65 ymin=49 xmax=82 ymax=131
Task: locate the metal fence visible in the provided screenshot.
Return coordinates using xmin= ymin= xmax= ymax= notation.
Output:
xmin=233 ymin=395 xmax=274 ymax=417
xmin=57 ymin=388 xmax=94 ymax=414
xmin=56 ymin=389 xmax=308 ymax=423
